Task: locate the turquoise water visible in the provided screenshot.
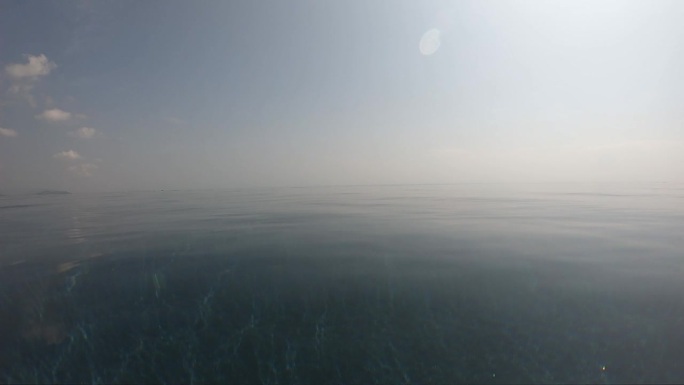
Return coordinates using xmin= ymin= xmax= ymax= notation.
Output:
xmin=1 ymin=185 xmax=683 ymax=383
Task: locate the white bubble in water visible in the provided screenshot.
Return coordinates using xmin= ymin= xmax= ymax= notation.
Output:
xmin=419 ymin=29 xmax=441 ymax=56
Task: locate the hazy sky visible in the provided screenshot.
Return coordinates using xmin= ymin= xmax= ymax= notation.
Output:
xmin=1 ymin=0 xmax=682 ymax=192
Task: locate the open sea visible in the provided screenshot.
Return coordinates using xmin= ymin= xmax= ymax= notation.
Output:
xmin=1 ymin=184 xmax=683 ymax=384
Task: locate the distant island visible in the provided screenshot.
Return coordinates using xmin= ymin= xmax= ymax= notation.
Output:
xmin=36 ymin=190 xmax=71 ymax=195
xmin=0 ymin=190 xmax=72 ymax=196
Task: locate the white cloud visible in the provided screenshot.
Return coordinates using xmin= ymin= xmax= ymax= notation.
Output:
xmin=36 ymin=108 xmax=72 ymax=122
xmin=54 ymin=150 xmax=82 ymax=160
xmin=9 ymin=83 xmax=34 ymax=94
xmin=5 ymin=54 xmax=56 ymax=79
xmin=69 ymin=127 xmax=96 ymax=139
xmin=0 ymin=128 xmax=18 ymax=137
xmin=8 ymin=83 xmax=37 ymax=107
xmin=69 ymin=163 xmax=98 ymax=177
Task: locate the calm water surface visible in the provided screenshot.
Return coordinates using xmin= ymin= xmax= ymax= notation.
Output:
xmin=1 ymin=184 xmax=683 ymax=383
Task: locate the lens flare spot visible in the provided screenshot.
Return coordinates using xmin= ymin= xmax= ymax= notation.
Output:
xmin=419 ymin=29 xmax=441 ymax=56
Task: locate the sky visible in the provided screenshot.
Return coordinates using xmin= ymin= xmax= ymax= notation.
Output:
xmin=0 ymin=0 xmax=682 ymax=192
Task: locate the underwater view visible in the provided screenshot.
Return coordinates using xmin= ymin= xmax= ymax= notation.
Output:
xmin=1 ymin=184 xmax=683 ymax=383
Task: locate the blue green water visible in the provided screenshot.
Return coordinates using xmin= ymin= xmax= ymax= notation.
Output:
xmin=1 ymin=185 xmax=683 ymax=383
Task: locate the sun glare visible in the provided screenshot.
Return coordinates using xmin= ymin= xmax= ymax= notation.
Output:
xmin=419 ymin=28 xmax=441 ymax=56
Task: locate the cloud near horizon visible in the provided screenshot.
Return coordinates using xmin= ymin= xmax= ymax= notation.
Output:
xmin=69 ymin=127 xmax=96 ymax=139
xmin=5 ymin=54 xmax=56 ymax=79
xmin=54 ymin=150 xmax=81 ymax=160
xmin=36 ymin=108 xmax=72 ymax=122
xmin=68 ymin=163 xmax=98 ymax=177
xmin=8 ymin=83 xmax=37 ymax=107
xmin=163 ymin=116 xmax=185 ymax=125
xmin=0 ymin=128 xmax=18 ymax=137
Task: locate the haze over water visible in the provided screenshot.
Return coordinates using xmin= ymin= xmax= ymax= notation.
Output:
xmin=1 ymin=184 xmax=683 ymax=383
xmin=1 ymin=1 xmax=684 ymax=383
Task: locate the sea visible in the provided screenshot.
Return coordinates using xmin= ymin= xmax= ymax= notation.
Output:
xmin=1 ymin=184 xmax=683 ymax=384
